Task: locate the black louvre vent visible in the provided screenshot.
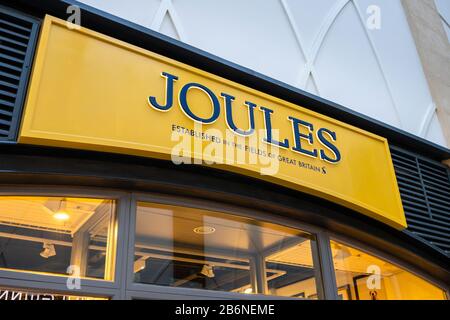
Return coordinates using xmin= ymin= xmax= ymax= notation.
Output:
xmin=391 ymin=147 xmax=450 ymax=257
xmin=0 ymin=6 xmax=39 ymax=140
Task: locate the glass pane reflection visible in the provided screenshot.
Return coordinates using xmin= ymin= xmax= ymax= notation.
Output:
xmin=266 ymin=238 xmax=317 ymax=298
xmin=0 ymin=196 xmax=116 ymax=280
xmin=133 ymin=202 xmax=319 ymax=298
xmin=330 ymin=240 xmax=446 ymax=300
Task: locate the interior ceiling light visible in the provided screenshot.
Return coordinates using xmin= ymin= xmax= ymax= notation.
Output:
xmin=199 ymin=264 xmax=215 ymax=278
xmin=53 ymin=212 xmax=70 ymax=221
xmin=193 ymin=226 xmax=216 ymax=235
xmin=133 ymin=259 xmax=146 ymax=273
xmin=40 ymin=242 xmax=56 ymax=259
xmin=53 ymin=198 xmax=70 ymax=221
xmin=244 ymin=288 xmax=253 ymax=294
xmin=333 ymin=246 xmax=352 ymax=261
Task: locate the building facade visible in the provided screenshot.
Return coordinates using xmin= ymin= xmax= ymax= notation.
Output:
xmin=0 ymin=0 xmax=448 ymax=300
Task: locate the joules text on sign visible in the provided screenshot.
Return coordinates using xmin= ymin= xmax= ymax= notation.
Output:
xmin=148 ymin=72 xmax=341 ymax=165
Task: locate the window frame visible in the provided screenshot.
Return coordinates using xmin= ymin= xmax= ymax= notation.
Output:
xmin=124 ymin=192 xmax=336 ymax=300
xmin=329 ymin=232 xmax=450 ymax=299
xmin=0 ymin=186 xmax=130 ymax=299
xmin=0 ymin=185 xmax=446 ymax=300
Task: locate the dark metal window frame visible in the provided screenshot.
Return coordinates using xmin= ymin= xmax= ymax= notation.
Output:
xmin=0 ymin=185 xmax=130 ymax=300
xmin=0 ymin=184 xmax=448 ymax=300
xmin=0 ymin=186 xmax=339 ymax=300
xmin=124 ymin=192 xmax=339 ymax=300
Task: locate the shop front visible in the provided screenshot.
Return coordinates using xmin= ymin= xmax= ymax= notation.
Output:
xmin=0 ymin=2 xmax=448 ymax=300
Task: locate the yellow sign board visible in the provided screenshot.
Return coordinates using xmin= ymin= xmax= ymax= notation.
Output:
xmin=19 ymin=16 xmax=406 ymax=229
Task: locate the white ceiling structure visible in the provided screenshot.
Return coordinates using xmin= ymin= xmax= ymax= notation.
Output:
xmin=79 ymin=0 xmax=448 ymax=147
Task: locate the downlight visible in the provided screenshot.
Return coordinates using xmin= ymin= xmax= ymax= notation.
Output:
xmin=53 ymin=212 xmax=70 ymax=221
xmin=53 ymin=198 xmax=70 ymax=221
xmin=193 ymin=226 xmax=216 ymax=235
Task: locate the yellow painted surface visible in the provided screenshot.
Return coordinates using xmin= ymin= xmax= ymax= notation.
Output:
xmin=19 ymin=16 xmax=406 ymax=229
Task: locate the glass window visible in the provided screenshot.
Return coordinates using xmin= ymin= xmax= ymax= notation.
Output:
xmin=133 ymin=202 xmax=319 ymax=298
xmin=265 ymin=238 xmax=317 ymax=298
xmin=0 ymin=196 xmax=116 ymax=280
xmin=330 ymin=240 xmax=447 ymax=300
